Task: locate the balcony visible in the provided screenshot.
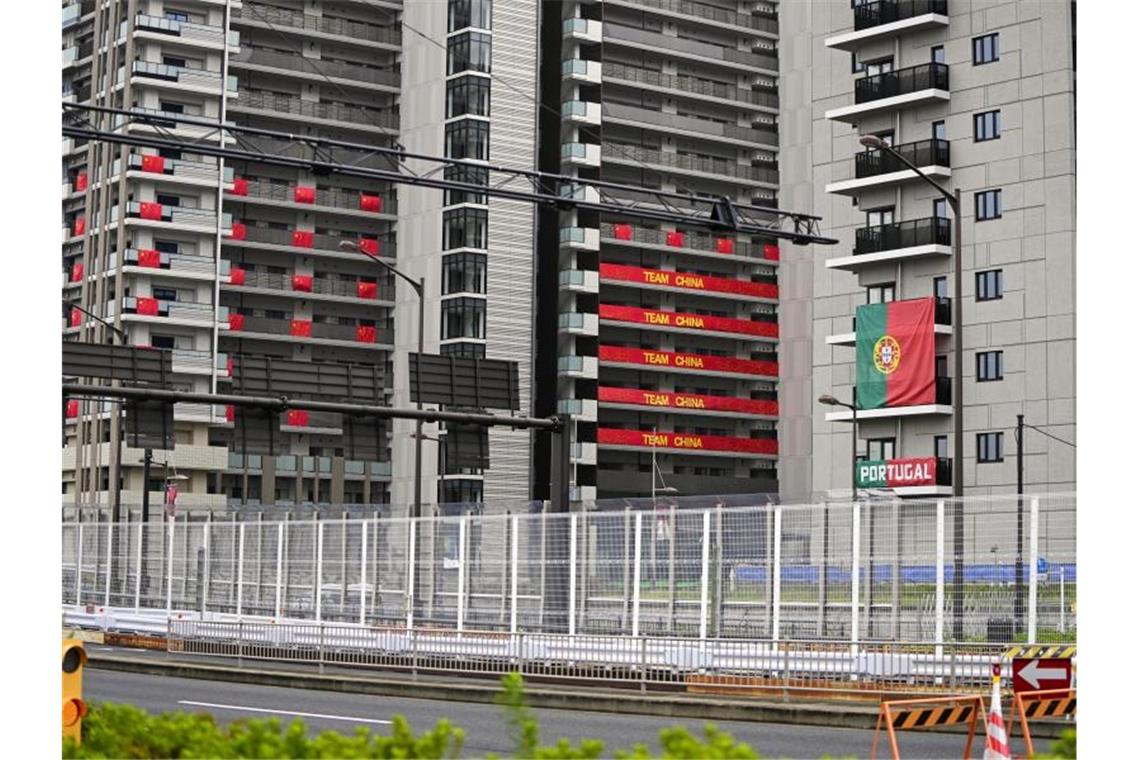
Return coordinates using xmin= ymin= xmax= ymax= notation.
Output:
xmin=223 ymin=225 xmax=396 ymax=258
xmin=610 ymin=0 xmax=779 ymax=35
xmin=559 ymin=226 xmax=600 ymax=250
xmin=121 ymin=297 xmax=220 ymax=326
xmin=561 ymin=58 xmax=602 ymax=84
xmin=601 ymin=144 xmax=777 ymax=185
xmin=231 ymin=4 xmax=401 ymax=48
xmin=230 ymin=91 xmax=399 ymax=133
xmin=826 ymin=0 xmax=950 ymax=52
xmin=118 ymin=107 xmax=238 ymax=142
xmin=597 ymin=427 xmax=779 ymax=459
xmin=562 ymin=17 xmax=602 ymax=44
xmin=826 ymin=217 xmax=952 ymax=271
xmin=125 ymin=153 xmax=231 ymax=189
xmin=558 ymin=269 xmax=600 ymax=293
xmin=599 ymin=304 xmax=778 ymax=341
xmin=225 ymin=314 xmax=394 ymax=347
xmin=557 ymin=355 xmax=598 ymax=379
xmin=824 ymin=378 xmax=952 ymax=420
xmin=598 ymin=386 xmax=779 ymax=420
xmin=827 ymin=296 xmax=953 ymax=345
xmin=601 ymin=61 xmax=779 ymax=110
xmin=134 ymin=13 xmax=228 ymax=48
xmin=603 ymin=22 xmax=777 ymax=73
xmin=558 ymin=312 xmax=599 ymax=335
xmin=169 ymin=348 xmax=226 ymax=375
xmin=121 ymin=202 xmax=229 ymax=234
xmin=557 ymin=398 xmax=598 ymax=419
xmin=121 ymin=248 xmax=220 ymax=281
xmin=599 ymin=222 xmax=780 ymax=264
xmin=131 ymin=61 xmax=234 ymax=94
xmin=238 ymin=178 xmax=397 ymax=218
xmin=599 ymin=344 xmax=779 ymax=380
xmin=561 ymin=141 xmax=601 ymax=168
xmin=224 ymin=270 xmax=396 ymax=302
xmin=562 ymin=99 xmax=601 ymax=125
xmin=570 ymin=442 xmax=597 ymax=465
xmin=825 ymin=63 xmax=949 ymax=123
xmin=826 ymin=139 xmax=950 ymax=195
xmin=601 ymin=102 xmax=777 ymax=148
xmin=281 ymin=410 xmax=344 ymax=434
xmin=230 ymin=48 xmax=400 ymax=91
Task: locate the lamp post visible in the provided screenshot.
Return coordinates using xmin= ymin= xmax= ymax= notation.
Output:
xmin=649 ymin=429 xmax=678 ymax=585
xmin=858 ymin=134 xmax=964 ymax=639
xmin=818 ymin=393 xmax=859 ymax=635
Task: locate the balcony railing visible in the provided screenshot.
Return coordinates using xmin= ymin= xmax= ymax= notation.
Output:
xmin=935 ymin=376 xmax=952 ymax=405
xmin=232 ymin=48 xmax=400 ymax=89
xmin=131 ymin=60 xmax=227 ymax=90
xmin=230 ymin=225 xmax=397 ymax=255
xmin=232 ymin=4 xmax=401 ymax=46
xmin=630 ymin=0 xmax=778 ymax=34
xmin=233 ymin=91 xmax=399 ymax=130
xmin=135 ymin=13 xmax=226 ymax=45
xmin=233 ymin=315 xmax=394 ymax=344
xmin=855 ymin=62 xmax=948 ymax=104
xmin=935 ymin=456 xmax=952 ymax=486
xmin=855 ymin=139 xmax=950 ymax=178
xmin=603 ymin=23 xmax=776 ymax=71
xmin=599 ymin=222 xmax=776 ymax=262
xmin=854 ymin=217 xmax=951 ymax=255
xmin=934 ymin=296 xmax=952 ymax=326
xmin=854 ymin=0 xmax=948 ymax=31
xmin=241 ymin=178 xmax=397 ymax=215
xmin=601 ymin=144 xmax=777 ymax=183
xmin=601 ymin=61 xmax=779 ymax=108
xmin=230 ymin=270 xmax=396 ymax=301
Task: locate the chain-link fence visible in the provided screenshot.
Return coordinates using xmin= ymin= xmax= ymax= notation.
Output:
xmin=62 ymin=493 xmax=1075 ymax=645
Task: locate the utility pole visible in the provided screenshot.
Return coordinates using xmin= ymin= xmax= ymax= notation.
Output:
xmin=140 ymin=448 xmax=153 ymax=593
xmin=1015 ymin=414 xmax=1025 ymax=632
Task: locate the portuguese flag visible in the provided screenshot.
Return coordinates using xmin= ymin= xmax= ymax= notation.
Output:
xmin=855 ymin=297 xmax=935 ymax=410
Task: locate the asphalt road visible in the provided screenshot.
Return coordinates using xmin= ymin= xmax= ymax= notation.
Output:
xmin=85 ymin=667 xmax=999 ymax=759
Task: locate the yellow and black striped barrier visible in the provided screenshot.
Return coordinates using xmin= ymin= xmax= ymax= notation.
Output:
xmin=1013 ymin=688 xmax=1076 ymax=758
xmin=871 ymin=695 xmax=986 ymax=760
xmin=1003 ymin=644 xmax=1076 ymax=660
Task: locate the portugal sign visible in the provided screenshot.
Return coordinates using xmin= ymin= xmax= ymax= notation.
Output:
xmin=855 ymin=297 xmax=935 ymax=409
xmin=855 ymin=457 xmax=938 ymax=489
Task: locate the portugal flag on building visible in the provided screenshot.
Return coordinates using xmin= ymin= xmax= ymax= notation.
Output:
xmin=855 ymin=297 xmax=935 ymax=410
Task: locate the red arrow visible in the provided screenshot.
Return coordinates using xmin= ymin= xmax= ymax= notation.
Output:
xmin=1019 ymin=659 xmax=1068 ymax=689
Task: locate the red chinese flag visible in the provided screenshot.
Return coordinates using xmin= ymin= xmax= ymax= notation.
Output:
xmin=136 ymin=297 xmax=159 ymax=316
xmin=137 ymin=249 xmax=161 ymax=268
xmin=67 ymin=400 xmax=79 ymax=418
xmin=357 ymin=280 xmax=378 ymax=299
xmin=855 ymin=297 xmax=936 ymax=410
xmin=355 ymin=325 xmax=376 ymax=343
xmin=73 ymin=216 xmax=86 ymax=236
xmin=291 ymin=274 xmax=313 ymax=292
xmin=229 ymin=177 xmax=248 ymax=196
xmin=70 ymin=263 xmax=84 ymax=282
xmin=228 ymin=313 xmax=245 ymax=331
xmin=715 ymin=237 xmax=735 ymax=254
xmin=359 ymin=193 xmax=382 ymax=212
xmin=286 ymin=410 xmax=310 ymax=427
xmin=293 ymin=185 xmax=316 ymax=204
xmin=358 ymin=237 xmax=380 ymax=256
xmin=228 ymin=221 xmax=247 ymax=240
xmin=290 ymin=319 xmax=312 ymax=337
xmin=763 ymin=243 xmax=780 ymax=261
xmin=291 ymin=230 xmax=314 ymax=248
xmin=139 ymin=202 xmax=163 ymax=220
xmin=614 ymin=223 xmax=633 ymax=241
xmin=70 ymin=308 xmax=82 ymax=327
xmin=666 ymin=231 xmax=685 ymax=247
xmin=229 ymin=267 xmax=245 ymax=285
xmin=74 ymin=172 xmax=88 ymax=192
xmin=140 ymin=154 xmax=166 ymax=173
xmin=226 ymin=357 xmax=233 ymax=376
xmin=225 ymin=405 xmax=235 ymax=422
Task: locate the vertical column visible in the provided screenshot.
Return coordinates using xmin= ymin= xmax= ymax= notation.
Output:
xmin=510 ymin=515 xmax=520 ymax=634
xmin=1028 ymin=496 xmax=1040 ymax=643
xmin=935 ymin=500 xmax=945 ymax=657
xmin=405 ymin=520 xmax=416 ymax=631
xmin=568 ymin=513 xmax=578 ymax=636
xmin=772 ymin=506 xmax=782 ymax=642
xmin=134 ymin=523 xmax=143 ymax=612
xmin=850 ymin=502 xmax=860 ymax=650
xmin=274 ymin=522 xmax=284 ymax=619
xmin=315 ymin=521 xmax=324 ymax=622
xmin=456 ymin=517 xmax=468 ymax=632
xmin=699 ymin=510 xmax=711 ymax=641
xmin=360 ymin=520 xmax=368 ymax=626
xmin=203 ymin=515 xmax=211 ymax=612
xmin=236 ymin=522 xmax=245 ymax=619
xmin=166 ymin=519 xmax=176 ymax=614
xmin=632 ymin=511 xmax=643 ymax=638
xmin=75 ymin=524 xmax=84 ymax=605
xmin=104 ymin=522 xmax=113 ymax=607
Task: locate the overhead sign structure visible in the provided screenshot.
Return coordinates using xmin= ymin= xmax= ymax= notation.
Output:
xmin=855 ymin=296 xmax=935 ymax=410
xmin=855 ymin=457 xmax=939 ymax=489
xmin=62 ymin=341 xmax=172 ymax=385
xmin=409 ymin=354 xmax=519 ymax=411
xmin=1012 ymin=658 xmax=1073 ymax=693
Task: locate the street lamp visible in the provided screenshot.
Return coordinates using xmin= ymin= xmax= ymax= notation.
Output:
xmin=649 ymin=431 xmax=678 ymax=586
xmin=858 ymin=133 xmax=966 ymax=640
xmin=818 ymin=393 xmax=859 ymax=635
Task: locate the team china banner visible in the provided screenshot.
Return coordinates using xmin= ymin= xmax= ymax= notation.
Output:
xmin=598 ymin=345 xmax=779 ymax=377
xmin=599 ymin=304 xmax=779 ymax=338
xmin=598 ymin=386 xmax=778 ymax=416
xmin=855 ymin=296 xmax=935 ymax=410
xmin=598 ymin=428 xmax=779 ymax=455
xmin=598 ymin=263 xmax=778 ymax=300
xmin=855 ymin=457 xmax=939 ymax=488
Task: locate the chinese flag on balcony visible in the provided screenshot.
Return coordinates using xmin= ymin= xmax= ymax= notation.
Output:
xmin=286 ymin=409 xmax=310 ymax=427
xmin=66 ymin=400 xmax=79 ymax=419
xmin=74 ymin=172 xmax=88 ymax=192
xmin=855 ymin=297 xmax=935 ymax=410
xmin=715 ymin=237 xmax=735 ymax=254
xmin=226 ymin=357 xmax=233 ymax=376
xmin=355 ymin=325 xmax=376 ymax=343
xmin=291 ymin=274 xmax=313 ymax=292
xmin=70 ymin=308 xmax=82 ymax=327
xmin=229 ymin=267 xmax=245 ymax=285
xmin=356 ymin=280 xmax=377 ymax=299
xmin=139 ymin=202 xmax=163 ymax=220
xmin=137 ymin=249 xmax=161 ymax=268
xmin=225 ymin=405 xmax=235 ymax=422
xmin=290 ymin=319 xmax=312 ymax=337
xmin=614 ymin=223 xmax=633 ymax=241
xmin=228 ymin=313 xmax=245 ymax=331
xmin=291 ymin=230 xmax=314 ymax=248
xmin=136 ymin=297 xmax=160 ymax=316
xmin=73 ymin=216 xmax=86 ymax=236
xmin=228 ymin=221 xmax=247 ymax=240
xmin=70 ymin=263 xmax=84 ymax=282
xmin=229 ymin=177 xmax=248 ymax=196
xmin=294 ymin=185 xmax=316 ymax=204
xmin=140 ymin=154 xmax=166 ymax=173
xmin=358 ymin=237 xmax=380 ymax=256
xmin=359 ymin=193 xmax=382 ymax=212
xmin=666 ymin=231 xmax=685 ymax=247
xmin=763 ymin=243 xmax=780 ymax=261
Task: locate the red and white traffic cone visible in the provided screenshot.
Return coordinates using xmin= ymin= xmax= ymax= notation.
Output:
xmin=984 ymin=673 xmax=1012 ymax=760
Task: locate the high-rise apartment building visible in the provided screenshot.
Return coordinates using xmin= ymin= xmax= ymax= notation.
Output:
xmin=780 ymin=0 xmax=1076 ymax=500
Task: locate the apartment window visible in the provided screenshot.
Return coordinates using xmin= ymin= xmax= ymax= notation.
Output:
xmin=444 ymin=119 xmax=489 ymax=161
xmin=150 ymin=335 xmax=176 ymax=349
xmin=440 ymin=478 xmax=484 ymax=505
xmin=974 ymin=110 xmax=1001 ymax=141
xmin=165 ymin=10 xmax=190 ymax=22
xmin=977 ymin=432 xmax=1004 ymax=463
xmin=864 ymin=57 xmax=893 ymax=77
xmin=154 ymin=240 xmax=179 ymax=254
xmin=448 ymin=0 xmax=492 ymax=32
xmin=936 ymin=355 xmax=948 ymax=378
xmin=441 ymin=297 xmax=486 ymax=340
xmin=863 ymin=438 xmax=896 ymax=461
xmin=973 ymin=33 xmax=999 ymax=65
xmin=162 ymin=55 xmax=187 ymax=68
xmin=152 ymin=287 xmax=178 ymax=301
xmin=934 ymin=435 xmax=949 ymax=460
xmin=442 ymin=207 xmax=488 ymax=250
xmin=866 ymin=282 xmax=896 ymax=304
xmin=447 ymin=31 xmax=492 ymax=75
xmin=850 ymin=53 xmax=864 ymax=74
xmin=444 ymin=165 xmax=488 ymax=205
xmin=156 ymin=193 xmax=181 ymax=207
xmin=933 ymin=198 xmax=949 ymax=219
xmin=976 ymin=269 xmax=1003 ymax=301
xmin=442 ymin=252 xmax=487 ymax=294
xmin=440 ymin=341 xmax=486 ymax=358
xmin=446 ymin=75 xmax=490 ymax=118
xmin=976 ymin=350 xmax=1004 ymax=381
xmin=975 ymin=189 xmax=1002 ymax=220
xmin=933 ymin=276 xmax=948 ymax=299
xmin=866 ymin=207 xmax=894 ymax=228
xmin=931 ymin=45 xmax=945 ymax=64
xmin=932 ymin=120 xmax=946 ymax=141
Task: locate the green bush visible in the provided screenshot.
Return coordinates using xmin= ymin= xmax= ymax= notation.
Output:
xmin=1032 ymin=728 xmax=1076 ymax=759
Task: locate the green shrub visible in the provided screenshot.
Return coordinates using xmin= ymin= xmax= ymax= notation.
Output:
xmin=1032 ymin=728 xmax=1076 ymax=759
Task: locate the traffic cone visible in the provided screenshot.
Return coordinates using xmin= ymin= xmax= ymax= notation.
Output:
xmin=983 ymin=675 xmax=1012 ymax=760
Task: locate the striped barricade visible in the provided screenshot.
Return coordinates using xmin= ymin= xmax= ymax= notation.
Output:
xmin=870 ymin=695 xmax=985 ymax=760
xmin=1012 ymin=688 xmax=1076 ymax=758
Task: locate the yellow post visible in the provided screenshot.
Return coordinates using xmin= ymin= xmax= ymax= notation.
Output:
xmin=62 ymin=638 xmax=87 ymax=744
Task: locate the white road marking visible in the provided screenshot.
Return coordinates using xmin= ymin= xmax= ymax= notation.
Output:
xmin=177 ymin=700 xmax=392 ymax=725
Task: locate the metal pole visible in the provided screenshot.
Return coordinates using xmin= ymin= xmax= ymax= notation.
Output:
xmin=104 ymin=522 xmax=113 ymax=608
xmin=360 ymin=520 xmax=368 ymax=627
xmin=166 ymin=519 xmax=175 ymax=615
xmin=568 ymin=513 xmax=577 ymax=636
xmin=851 ymin=502 xmax=861 ymax=649
xmin=699 ymin=510 xmax=711 ymax=641
xmin=935 ymin=500 xmax=945 ymax=658
xmin=134 ymin=522 xmax=143 ymax=612
xmin=75 ymin=523 xmax=84 ymax=605
xmin=236 ymin=523 xmax=245 ymax=619
xmin=772 ymin=506 xmax=782 ymax=642
xmin=952 ymin=188 xmax=964 ymax=641
xmin=1028 ymin=496 xmax=1039 ymax=643
xmin=1015 ymin=414 xmax=1025 ymax=632
xmin=315 ymin=521 xmax=324 ymax=623
xmin=275 ymin=522 xmax=284 ymax=619
xmin=140 ymin=449 xmax=152 ymax=592
xmin=457 ymin=516 xmax=467 ymax=632
xmin=632 ymin=511 xmax=643 ymax=638
xmin=405 ymin=520 xmax=416 ymax=632
xmin=412 ymin=282 xmax=425 ymax=612
xmin=510 ymin=515 xmax=519 ymax=634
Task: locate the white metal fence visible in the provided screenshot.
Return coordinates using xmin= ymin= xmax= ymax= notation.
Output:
xmin=62 ymin=494 xmax=1075 ymax=645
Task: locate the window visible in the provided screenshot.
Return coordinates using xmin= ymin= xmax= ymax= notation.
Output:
xmin=447 ymin=31 xmax=492 ymax=75
xmin=936 ymin=355 xmax=948 ymax=378
xmin=150 ymin=335 xmax=176 ymax=349
xmin=440 ymin=478 xmax=484 ymax=505
xmin=976 ymin=350 xmax=1004 ymax=381
xmin=440 ymin=341 xmax=486 ymax=358
xmin=866 ymin=131 xmax=893 ymax=149
xmin=974 ymin=110 xmax=1001 ymax=141
xmin=931 ymin=45 xmax=945 ymax=64
xmin=975 ymin=189 xmax=1002 ymax=220
xmin=162 ymin=55 xmax=187 ymax=69
xmin=152 ymin=287 xmax=177 ymax=301
xmin=933 ymin=276 xmax=948 ymax=299
xmin=863 ymin=438 xmax=896 ymax=462
xmin=442 ymin=252 xmax=487 ymax=294
xmin=973 ymin=33 xmax=999 ymax=65
xmin=444 ymin=165 xmax=488 ymax=205
xmin=850 ymin=53 xmax=864 ymax=74
xmin=446 ymin=75 xmax=490 ymax=118
xmin=154 ymin=240 xmax=179 ymax=254
xmin=932 ymin=120 xmax=946 ymax=141
xmin=933 ymin=198 xmax=949 ymax=219
xmin=442 ymin=207 xmax=488 ymax=250
xmin=448 ymin=0 xmax=492 ymax=32
xmin=444 ymin=119 xmax=490 ymax=161
xmin=165 ymin=10 xmax=190 ymax=22
xmin=866 ymin=283 xmax=896 ymax=304
xmin=864 ymin=57 xmax=893 ymax=77
xmin=866 ymin=206 xmax=894 ymax=228
xmin=976 ymin=269 xmax=1003 ymax=301
xmin=441 ymin=297 xmax=486 ymax=340
xmin=934 ymin=435 xmax=948 ymax=460
xmin=977 ymin=432 xmax=1004 ymax=463
xmin=156 ymin=193 xmax=181 ymax=207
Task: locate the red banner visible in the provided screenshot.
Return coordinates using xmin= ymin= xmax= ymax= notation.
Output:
xmin=136 ymin=297 xmax=159 ymax=316
xmin=598 ymin=428 xmax=778 ymax=455
xmin=229 ymin=267 xmax=245 ymax=285
xmin=599 ymin=263 xmax=777 ymax=299
xmin=137 ymin=249 xmax=161 ymax=268
xmin=138 ymin=202 xmax=163 ymax=220
xmin=665 ymin=231 xmax=685 ymax=247
xmin=291 ymin=274 xmax=313 ymax=292
xmin=599 ymin=387 xmax=778 ymax=416
xmin=227 ymin=313 xmax=245 ymax=331
xmin=226 ymin=357 xmax=233 ymax=376
xmin=356 ymin=280 xmax=378 ymax=299
xmin=613 ymin=223 xmax=633 ymax=241
xmin=763 ymin=243 xmax=779 ymax=261
xmin=140 ymin=154 xmax=166 ymax=173
xmin=70 ymin=308 xmax=82 ymax=327
xmin=66 ymin=400 xmax=79 ymax=418
xmin=599 ymin=304 xmax=778 ymax=338
xmin=228 ymin=221 xmax=247 ymax=240
xmin=229 ymin=177 xmax=248 ymax=196
xmin=70 ymin=263 xmax=83 ymax=282
xmin=359 ymin=193 xmax=382 ymax=212
xmin=358 ymin=237 xmax=380 ymax=255
xmin=293 ymin=185 xmax=316 ymax=204
xmin=599 ymin=345 xmax=778 ymax=377
xmin=855 ymin=457 xmax=939 ymax=488
xmin=291 ymin=230 xmax=314 ymax=248
xmin=286 ymin=410 xmax=310 ymax=427
xmin=74 ymin=172 xmax=88 ymax=192
xmin=289 ymin=319 xmax=312 ymax=337
xmin=225 ymin=405 xmax=235 ymax=422
xmin=73 ymin=216 xmax=85 ymax=236
xmin=355 ymin=325 xmax=376 ymax=343
xmin=715 ymin=237 xmax=735 ymax=254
